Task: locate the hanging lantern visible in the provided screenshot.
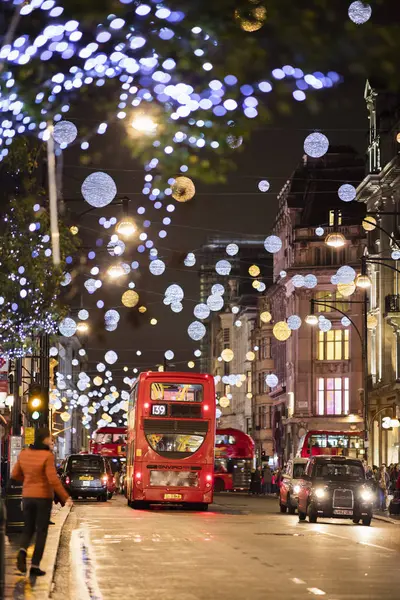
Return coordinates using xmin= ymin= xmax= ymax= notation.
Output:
xmin=362 ymin=216 xmax=377 ymax=231
xmin=219 ymin=396 xmax=230 ymax=408
xmin=171 ymin=176 xmax=196 ymax=202
xmin=122 ymin=290 xmax=139 ymax=308
xmin=221 ymin=349 xmax=234 ymax=362
xmin=273 ymin=321 xmax=291 ymax=341
xmin=249 ymin=264 xmax=260 ymax=277
xmin=260 ymin=311 xmax=272 ymax=323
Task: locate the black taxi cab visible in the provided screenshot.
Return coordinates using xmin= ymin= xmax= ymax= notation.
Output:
xmin=297 ymin=456 xmax=374 ymax=526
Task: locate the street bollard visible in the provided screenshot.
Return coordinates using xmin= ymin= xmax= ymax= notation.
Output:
xmin=0 ymin=497 xmax=6 ymax=600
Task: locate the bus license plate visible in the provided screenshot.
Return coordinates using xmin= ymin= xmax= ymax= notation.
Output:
xmin=333 ymin=509 xmax=352 ymax=515
xmin=164 ymin=494 xmax=182 ymax=500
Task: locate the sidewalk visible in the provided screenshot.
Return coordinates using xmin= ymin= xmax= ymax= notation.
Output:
xmin=373 ymin=510 xmax=400 ymax=525
xmin=4 ymin=503 xmax=71 ymax=600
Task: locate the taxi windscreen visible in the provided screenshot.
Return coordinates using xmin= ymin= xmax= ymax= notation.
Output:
xmin=150 ymin=382 xmax=203 ymax=402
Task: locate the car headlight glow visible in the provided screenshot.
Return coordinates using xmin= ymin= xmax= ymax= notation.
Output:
xmin=361 ymin=489 xmax=373 ymax=502
xmin=293 ymin=484 xmax=301 ymax=494
xmin=315 ymin=488 xmax=326 ymax=499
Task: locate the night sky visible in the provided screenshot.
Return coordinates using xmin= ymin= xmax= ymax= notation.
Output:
xmin=62 ymin=75 xmax=367 ymax=385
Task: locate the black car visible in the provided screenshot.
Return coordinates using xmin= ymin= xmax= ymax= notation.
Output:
xmin=297 ymin=456 xmax=374 ymax=526
xmin=61 ymin=454 xmax=109 ymax=501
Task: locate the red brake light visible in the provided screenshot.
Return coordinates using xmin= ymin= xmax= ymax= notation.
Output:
xmin=203 ymin=405 xmax=209 ymax=411
xmin=65 ymin=476 xmax=70 ymax=485
xmin=144 ymin=403 xmax=149 ymax=409
xmin=135 ymin=471 xmax=141 ymax=479
xmin=206 ymin=474 xmax=212 ymax=482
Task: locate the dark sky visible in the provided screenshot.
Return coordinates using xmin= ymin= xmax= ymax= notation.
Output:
xmin=63 ymin=76 xmax=367 ymax=384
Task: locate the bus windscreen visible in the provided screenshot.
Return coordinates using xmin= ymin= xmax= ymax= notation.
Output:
xmin=150 ymin=383 xmax=203 ymax=402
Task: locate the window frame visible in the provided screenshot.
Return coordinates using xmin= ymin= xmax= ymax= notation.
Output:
xmin=317 ymin=376 xmax=350 ymax=416
xmin=317 ymin=329 xmax=349 ymax=361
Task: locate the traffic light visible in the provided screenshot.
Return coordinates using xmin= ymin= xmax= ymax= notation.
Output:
xmin=27 ymin=384 xmax=49 ymax=426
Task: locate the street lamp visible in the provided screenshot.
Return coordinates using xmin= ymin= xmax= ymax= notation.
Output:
xmin=305 ymin=304 xmax=318 ymax=325
xmin=76 ymin=322 xmax=89 ymax=334
xmin=116 ymin=217 xmax=137 ymax=239
xmin=131 ymin=114 xmax=158 ymax=134
xmin=325 ymin=209 xmax=346 ymax=249
xmin=107 ymin=264 xmax=125 ymax=279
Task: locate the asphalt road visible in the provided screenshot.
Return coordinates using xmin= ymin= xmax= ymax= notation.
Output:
xmin=52 ymin=493 xmax=400 ymax=600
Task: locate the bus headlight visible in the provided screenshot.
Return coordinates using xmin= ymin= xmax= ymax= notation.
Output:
xmin=360 ymin=489 xmax=373 ymax=502
xmin=315 ymin=488 xmax=326 ymax=499
xmin=293 ymin=484 xmax=301 ymax=495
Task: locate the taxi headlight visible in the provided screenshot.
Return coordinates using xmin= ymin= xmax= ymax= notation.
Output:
xmin=293 ymin=484 xmax=301 ymax=494
xmin=315 ymin=488 xmax=326 ymax=499
xmin=360 ymin=489 xmax=373 ymax=502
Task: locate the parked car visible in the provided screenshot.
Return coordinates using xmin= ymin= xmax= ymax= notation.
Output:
xmin=61 ymin=454 xmax=110 ymax=501
xmin=279 ymin=458 xmax=308 ymax=514
xmin=297 ymin=455 xmax=374 ymax=526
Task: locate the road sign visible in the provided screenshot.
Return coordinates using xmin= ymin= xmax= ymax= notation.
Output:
xmin=25 ymin=427 xmax=35 ymax=447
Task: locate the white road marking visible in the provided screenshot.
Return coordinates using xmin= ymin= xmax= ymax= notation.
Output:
xmin=358 ymin=541 xmax=396 ymax=552
xmin=307 ymin=588 xmax=326 ymax=596
xmin=291 ymin=578 xmax=306 ymax=584
xmin=318 ymin=530 xmax=395 ymax=554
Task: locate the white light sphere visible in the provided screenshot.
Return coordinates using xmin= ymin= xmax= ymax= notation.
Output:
xmin=256 ymin=282 xmax=266 ymax=292
xmin=215 ymin=260 xmax=232 ymax=276
xmin=303 ymin=132 xmax=329 ymax=158
xmin=105 ymin=309 xmax=120 ymax=324
xmin=341 ymin=316 xmax=351 ymax=327
xmin=331 ymin=274 xmax=340 ymax=285
xmin=266 ymin=374 xmax=279 ymax=388
xmin=164 ymin=350 xmax=174 ymax=361
xmin=235 ymin=320 xmax=242 ymax=327
xmin=315 ymin=227 xmax=324 ymax=236
xmin=49 ymin=346 xmax=58 ymax=357
xmin=165 ymin=284 xmax=184 ymax=303
xmin=78 ymin=309 xmax=89 ymax=321
xmin=61 ymin=273 xmax=72 ymax=287
xmin=194 ymin=349 xmax=201 ymax=357
xmin=304 ymin=274 xmax=318 ymax=289
xmin=84 ymin=279 xmax=97 ymax=294
xmin=348 ymin=1 xmax=372 ymax=24
xmin=280 ymin=270 xmax=287 ymax=278
xmin=292 ymin=274 xmax=305 ymax=288
xmin=264 ymin=235 xmax=282 ymax=254
xmin=149 ymin=259 xmax=166 ymax=276
xmin=105 ymin=350 xmax=118 ymax=365
xmin=97 ymin=362 xmax=106 ymax=372
xmin=188 ymin=321 xmax=206 ymax=341
xmin=392 ymin=250 xmax=400 ymax=260
xmin=336 ymin=265 xmax=356 ymax=284
xmin=81 ymin=172 xmax=117 ymax=208
xmin=226 ymin=243 xmax=239 ymax=256
xmin=207 ymin=294 xmax=224 ymax=312
xmin=232 ymin=306 xmax=239 ymax=314
xmin=194 ymin=303 xmax=210 ymax=320
xmin=107 ymin=239 xmax=125 ymax=257
xmin=53 ymin=120 xmax=77 ymax=145
xmin=338 ymin=184 xmax=356 ymax=202
xmin=287 ymin=315 xmax=302 ymax=330
xmin=184 ymin=253 xmax=196 ymax=267
xmin=59 ymin=317 xmax=77 ymax=337
xmin=78 ymin=395 xmax=89 ymax=407
xmin=212 ymin=284 xmax=225 ymax=296
xmin=319 ymin=318 xmax=332 ymax=332
xmin=258 ymin=180 xmax=270 ymax=192
xmin=170 ymin=302 xmax=183 ymax=313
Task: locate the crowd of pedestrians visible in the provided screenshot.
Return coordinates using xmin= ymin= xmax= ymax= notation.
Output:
xmin=249 ymin=465 xmax=282 ymax=495
xmin=365 ymin=463 xmax=400 ymax=512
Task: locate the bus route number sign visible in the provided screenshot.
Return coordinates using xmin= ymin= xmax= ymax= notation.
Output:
xmin=151 ymin=404 xmax=167 ymax=416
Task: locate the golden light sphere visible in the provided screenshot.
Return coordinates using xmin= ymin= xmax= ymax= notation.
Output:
xmin=93 ymin=376 xmax=103 ymax=386
xmin=235 ymin=380 xmax=243 ymax=388
xmin=171 ymin=176 xmax=196 ymax=202
xmin=260 ymin=311 xmax=272 ymax=323
xmin=219 ymin=396 xmax=230 ymax=408
xmin=221 ymin=348 xmax=234 ymax=362
xmin=122 ymin=290 xmax=139 ymax=308
xmin=188 ymin=361 xmax=195 ymax=369
xmin=138 ymin=305 xmax=147 ymax=313
xmin=60 ymin=411 xmax=71 ymax=422
xmin=70 ymin=225 xmax=79 ymax=235
xmin=150 ymin=318 xmax=157 ymax=325
xmin=273 ymin=321 xmax=291 ymax=341
xmin=362 ymin=216 xmax=377 ymax=232
xmin=88 ymin=406 xmax=96 ymax=414
xmin=246 ymin=351 xmax=256 ymax=361
xmin=246 ymin=392 xmax=253 ymax=399
xmin=367 ymin=314 xmax=378 ymax=329
xmin=397 ymin=133 xmax=400 ymax=143
xmin=337 ymin=282 xmax=356 ymax=297
xmin=249 ymin=264 xmax=260 ymax=277
xmin=252 ymin=280 xmax=261 ymax=289
xmin=234 ymin=3 xmax=267 ymax=32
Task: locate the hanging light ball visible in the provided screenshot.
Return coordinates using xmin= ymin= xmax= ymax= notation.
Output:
xmin=273 ymin=321 xmax=291 ymax=341
xmin=107 ymin=239 xmax=125 ymax=257
xmin=287 ymin=315 xmax=302 ymax=330
xmin=93 ymin=376 xmax=103 ymax=386
xmin=78 ymin=309 xmax=89 ymax=321
xmin=138 ymin=306 xmax=147 ymax=313
xmin=367 ymin=314 xmax=378 ymax=329
xmin=341 ymin=316 xmax=351 ymax=327
xmin=260 ymin=311 xmax=272 ymax=323
xmin=164 ymin=350 xmax=174 ymax=361
xmin=207 ymin=294 xmax=224 ymax=312
xmin=266 ymin=373 xmax=279 ymax=388
xmin=53 ymin=120 xmax=78 ymax=145
xmin=105 ymin=350 xmax=118 ymax=365
xmin=61 ymin=273 xmax=72 ymax=287
xmin=122 ymin=290 xmax=139 ymax=308
xmin=170 ymin=302 xmax=183 ymax=313
xmin=105 ymin=310 xmax=120 ymax=324
xmin=246 ymin=351 xmax=256 ymax=361
xmin=59 ymin=317 xmax=77 ymax=337
xmin=264 ymin=235 xmax=282 ymax=254
xmin=188 ymin=361 xmax=195 ymax=369
xmin=226 ymin=243 xmax=239 ymax=256
xmin=336 ymin=265 xmax=356 ymax=284
xmin=338 ymin=184 xmax=357 ymax=202
xmin=165 ymin=284 xmax=184 ymax=303
xmin=258 ymin=180 xmax=270 ymax=192
xmin=337 ymin=282 xmax=356 ymax=297
xmin=219 ymin=396 xmax=230 ymax=408
xmin=81 ymin=172 xmax=117 ymax=208
xmin=319 ymin=318 xmax=332 ymax=332
xmin=212 ymin=284 xmax=225 ymax=296
xmin=303 ymin=132 xmax=329 ymax=158
xmin=184 ymin=253 xmax=196 ymax=267
xmin=116 ymin=218 xmax=137 ymax=238
xmin=257 ymin=282 xmax=266 ymax=292
xmin=221 ymin=348 xmax=234 ymax=362
xmin=171 ymin=176 xmax=195 ymax=202
xmin=348 ymin=1 xmax=372 ymax=24
xmin=292 ymin=275 xmax=305 ymax=288
xmin=362 ymin=216 xmax=377 ymax=231
xmin=149 ymin=259 xmax=166 ymax=276
xmin=194 ymin=303 xmax=210 ymax=320
xmin=188 ymin=321 xmax=206 ymax=341
xmin=249 ymin=264 xmax=260 ymax=277
xmin=315 ymin=227 xmax=324 ymax=236
xmin=70 ymin=225 xmax=79 ymax=236
xmin=215 ymin=260 xmax=232 ymax=276
xmin=60 ymin=411 xmax=71 ymax=423
xmin=304 ymin=274 xmax=318 ymax=289
xmin=252 ymin=280 xmax=261 ymax=290
xmin=392 ymin=250 xmax=400 ymax=260
xmin=226 ymin=134 xmax=243 ymax=149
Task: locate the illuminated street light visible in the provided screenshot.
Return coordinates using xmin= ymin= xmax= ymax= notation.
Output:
xmin=305 ymin=313 xmax=318 ymax=325
xmin=355 ymin=273 xmax=372 ymax=289
xmin=131 ymin=115 xmax=158 ymax=134
xmin=77 ymin=321 xmax=90 ymax=333
xmin=107 ymin=264 xmax=125 ymax=279
xmin=116 ymin=217 xmax=137 ymax=238
xmin=325 ymin=232 xmax=346 ymax=248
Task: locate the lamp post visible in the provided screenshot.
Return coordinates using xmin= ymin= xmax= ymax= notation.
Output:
xmin=306 ymin=298 xmax=369 ymax=461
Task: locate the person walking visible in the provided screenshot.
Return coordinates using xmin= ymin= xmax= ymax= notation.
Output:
xmin=262 ymin=465 xmax=272 ymax=495
xmin=11 ymin=427 xmax=72 ymax=577
xmin=378 ymin=464 xmax=390 ymax=511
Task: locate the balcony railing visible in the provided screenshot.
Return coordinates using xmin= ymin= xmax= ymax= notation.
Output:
xmin=385 ymin=294 xmax=400 ymax=314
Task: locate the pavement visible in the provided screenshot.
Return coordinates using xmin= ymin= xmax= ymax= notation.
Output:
xmin=4 ymin=493 xmax=400 ymax=599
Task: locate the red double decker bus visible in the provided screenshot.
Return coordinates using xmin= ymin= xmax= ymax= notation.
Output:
xmin=90 ymin=426 xmax=127 ymax=472
xmin=214 ymin=428 xmax=255 ymax=492
xmin=125 ymin=371 xmax=215 ymax=511
xmin=297 ymin=430 xmax=365 ymax=459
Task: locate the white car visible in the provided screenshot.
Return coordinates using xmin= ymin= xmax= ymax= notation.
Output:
xmin=279 ymin=458 xmax=308 ymax=514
